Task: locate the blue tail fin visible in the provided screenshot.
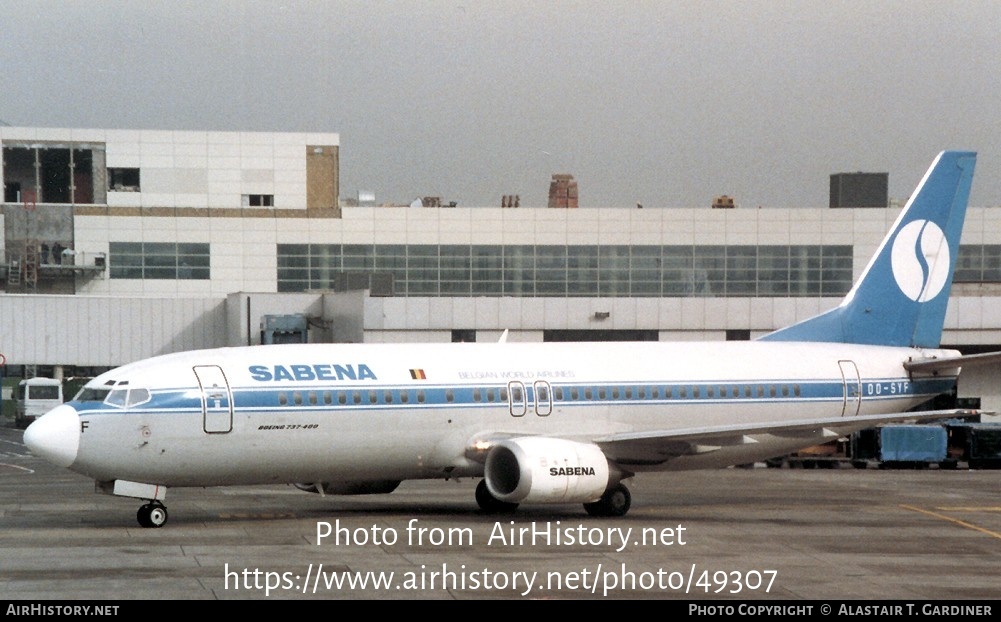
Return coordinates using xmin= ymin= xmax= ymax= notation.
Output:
xmin=761 ymin=151 xmax=977 ymax=348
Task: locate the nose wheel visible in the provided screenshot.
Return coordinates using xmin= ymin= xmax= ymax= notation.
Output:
xmin=137 ymin=501 xmax=168 ymax=528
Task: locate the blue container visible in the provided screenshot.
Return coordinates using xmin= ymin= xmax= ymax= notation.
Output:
xmin=879 ymin=425 xmax=947 ymax=462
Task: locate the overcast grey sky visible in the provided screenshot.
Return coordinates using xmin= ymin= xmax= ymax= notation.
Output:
xmin=2 ymin=1 xmax=1000 ymax=208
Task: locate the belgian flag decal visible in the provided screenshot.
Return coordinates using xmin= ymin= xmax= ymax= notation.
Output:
xmin=409 ymin=369 xmax=427 ymax=380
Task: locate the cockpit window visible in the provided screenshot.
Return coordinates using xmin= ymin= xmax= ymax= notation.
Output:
xmin=75 ymin=387 xmax=112 ymax=402
xmin=127 ymin=388 xmax=152 ymax=407
xmin=105 ymin=389 xmax=129 ymax=408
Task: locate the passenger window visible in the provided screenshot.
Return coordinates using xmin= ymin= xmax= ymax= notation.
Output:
xmin=278 ymin=392 xmax=288 ymax=406
xmin=293 ymin=392 xmax=303 ymax=406
xmin=446 ymin=389 xmax=455 ymax=403
xmin=338 ymin=393 xmax=347 ymax=405
xmin=474 ymin=389 xmax=482 ymax=402
xmin=385 ymin=391 xmax=393 ymax=404
xmin=308 ymin=392 xmax=318 ymax=405
xmin=323 ymin=392 xmax=332 ymax=405
xmin=418 ymin=390 xmax=426 ymax=404
xmin=401 ymin=391 xmax=410 ymax=404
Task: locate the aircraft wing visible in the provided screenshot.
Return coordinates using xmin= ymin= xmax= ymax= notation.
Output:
xmin=590 ymin=409 xmax=981 ymax=466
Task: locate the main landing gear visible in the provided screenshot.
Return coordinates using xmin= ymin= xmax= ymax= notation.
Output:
xmin=137 ymin=500 xmax=168 ymax=528
xmin=583 ymin=483 xmax=631 ymax=517
xmin=474 ymin=479 xmax=632 ymax=517
xmin=475 ymin=479 xmax=519 ymax=513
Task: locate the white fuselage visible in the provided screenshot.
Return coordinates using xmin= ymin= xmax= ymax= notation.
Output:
xmin=51 ymin=340 xmax=956 ymax=487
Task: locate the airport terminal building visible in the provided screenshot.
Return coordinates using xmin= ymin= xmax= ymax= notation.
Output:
xmin=2 ymin=127 xmax=1000 ymax=411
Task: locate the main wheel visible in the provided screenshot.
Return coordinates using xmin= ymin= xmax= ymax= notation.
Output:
xmin=475 ymin=479 xmax=518 ymax=514
xmin=137 ymin=502 xmax=168 ymax=528
xmin=584 ymin=483 xmax=631 ymax=517
xmin=147 ymin=502 xmax=168 ymax=527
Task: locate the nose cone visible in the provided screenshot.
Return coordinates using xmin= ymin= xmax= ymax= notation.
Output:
xmin=24 ymin=404 xmax=81 ymax=468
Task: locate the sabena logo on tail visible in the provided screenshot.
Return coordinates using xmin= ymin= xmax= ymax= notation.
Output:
xmin=890 ymin=219 xmax=950 ymax=303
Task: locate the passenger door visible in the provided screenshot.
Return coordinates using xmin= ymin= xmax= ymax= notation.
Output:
xmin=193 ymin=365 xmax=233 ymax=433
xmin=838 ymin=360 xmax=861 ymax=417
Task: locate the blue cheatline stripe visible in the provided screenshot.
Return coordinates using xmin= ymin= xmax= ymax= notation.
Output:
xmin=68 ymin=376 xmax=955 ymax=416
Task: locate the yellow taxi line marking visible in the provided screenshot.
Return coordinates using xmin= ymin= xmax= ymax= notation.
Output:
xmin=900 ymin=504 xmax=1001 ymax=540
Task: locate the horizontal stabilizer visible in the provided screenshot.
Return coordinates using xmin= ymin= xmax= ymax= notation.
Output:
xmin=904 ymin=350 xmax=1001 ymax=373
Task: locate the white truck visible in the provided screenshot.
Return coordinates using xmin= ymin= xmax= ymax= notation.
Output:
xmin=14 ymin=378 xmax=63 ymax=429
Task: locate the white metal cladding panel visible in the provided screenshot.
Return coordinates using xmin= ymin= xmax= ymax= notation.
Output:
xmin=657 ymin=298 xmax=685 ymax=327
xmin=107 ymin=192 xmax=142 ymax=207
xmin=749 ymin=298 xmax=777 ymax=329
xmin=363 ymin=330 xmax=452 ymax=343
xmin=275 ymin=192 xmax=306 ymax=210
xmin=404 ymin=298 xmax=432 ymax=329
xmin=438 ymin=225 xmax=472 ymax=245
xmin=110 ymin=296 xmax=138 ymax=360
xmin=427 ymin=298 xmax=454 ymax=329
xmin=474 ymin=297 xmax=501 ymax=327
xmin=610 ymin=298 xmax=638 ymax=329
xmin=68 ymin=128 xmax=108 ymax=143
xmin=359 ymin=297 xmax=1001 ymax=340
xmin=635 ymin=298 xmax=661 ymax=328
xmin=0 ymin=295 xmax=227 ymax=366
xmin=955 ymin=297 xmax=987 ymax=330
xmin=451 ymin=298 xmax=477 ymax=327
xmin=725 ymin=298 xmax=753 ymax=328
xmin=680 ymin=297 xmax=708 ymax=330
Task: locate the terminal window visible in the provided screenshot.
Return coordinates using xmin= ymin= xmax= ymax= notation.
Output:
xmin=276 ymin=243 xmax=855 ymax=297
xmin=243 ymin=194 xmax=274 ymax=207
xmin=108 ymin=168 xmax=140 ymax=192
xmin=109 ymin=242 xmax=210 ymax=280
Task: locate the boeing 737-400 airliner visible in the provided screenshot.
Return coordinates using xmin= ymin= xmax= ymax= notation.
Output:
xmin=25 ymin=151 xmax=989 ymax=527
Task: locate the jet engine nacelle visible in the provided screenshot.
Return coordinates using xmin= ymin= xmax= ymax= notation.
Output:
xmin=294 ymin=480 xmax=401 ymax=495
xmin=484 ymin=437 xmax=610 ymax=504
